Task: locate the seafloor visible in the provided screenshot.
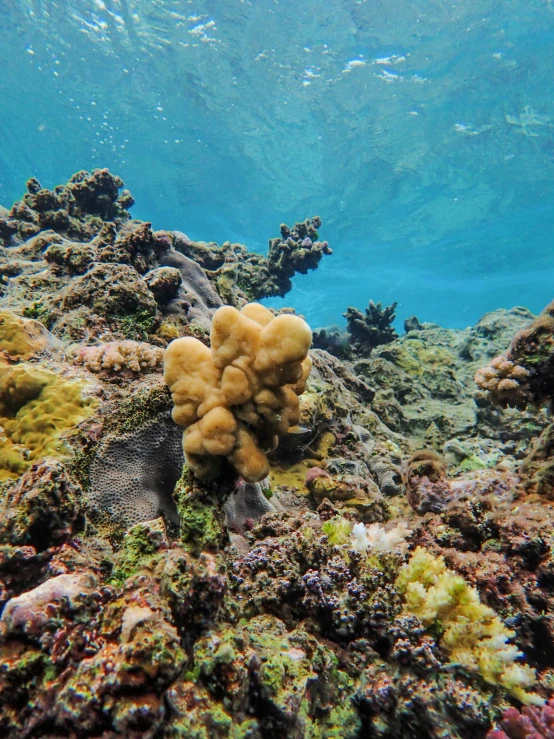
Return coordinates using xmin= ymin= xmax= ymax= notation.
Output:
xmin=0 ymin=169 xmax=553 ymax=738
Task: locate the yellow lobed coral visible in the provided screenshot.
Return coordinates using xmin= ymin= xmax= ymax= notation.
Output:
xmin=0 ymin=364 xmax=96 ymax=480
xmin=0 ymin=310 xmax=58 ymax=360
xmin=164 ymin=303 xmax=312 ymax=482
xmin=396 ymin=546 xmax=543 ymax=705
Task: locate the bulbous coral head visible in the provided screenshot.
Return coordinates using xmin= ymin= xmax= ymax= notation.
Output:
xmin=164 ymin=303 xmax=312 ymax=483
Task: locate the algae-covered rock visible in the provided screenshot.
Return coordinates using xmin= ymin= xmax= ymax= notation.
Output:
xmin=0 ymin=459 xmax=82 ymax=550
xmin=191 ymin=614 xmax=360 ymax=738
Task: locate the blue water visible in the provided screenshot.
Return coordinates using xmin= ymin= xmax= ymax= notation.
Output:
xmin=2 ymin=0 xmax=554 ymax=330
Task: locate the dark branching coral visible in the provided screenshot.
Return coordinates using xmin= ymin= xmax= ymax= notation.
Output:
xmin=404 ymin=315 xmax=423 ymax=332
xmin=312 ymin=326 xmax=351 ymax=358
xmin=263 ymin=217 xmax=332 ymax=298
xmin=344 ymin=299 xmax=398 ymax=355
xmin=88 ymin=415 xmax=183 ymax=526
xmin=171 ymin=217 xmax=332 ymax=301
xmin=1 ymin=168 xmax=133 ymax=244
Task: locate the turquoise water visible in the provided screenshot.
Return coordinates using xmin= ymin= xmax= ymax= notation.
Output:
xmin=2 ymin=0 xmax=554 ymax=328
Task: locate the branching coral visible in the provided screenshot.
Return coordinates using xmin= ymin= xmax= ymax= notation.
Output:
xmin=475 ymin=300 xmax=554 ymax=409
xmin=164 ymin=302 xmax=312 ymax=482
xmin=396 ymin=547 xmax=543 ymax=705
xmin=344 ymin=300 xmax=398 ymax=354
xmin=475 ymin=356 xmax=531 ymax=408
xmin=177 ymin=218 xmax=332 ymax=302
xmin=75 ymin=341 xmax=164 ymax=375
xmin=264 ymin=217 xmax=332 ymax=297
xmin=3 ymin=169 xmax=133 ymax=244
xmin=486 ymin=699 xmax=554 ymax=738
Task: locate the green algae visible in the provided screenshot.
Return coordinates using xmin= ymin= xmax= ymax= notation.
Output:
xmin=321 ymin=515 xmax=352 ymax=546
xmin=109 ymin=518 xmax=167 ymax=584
xmin=457 ymin=455 xmax=488 ymax=472
xmin=173 ymin=471 xmax=227 ymax=554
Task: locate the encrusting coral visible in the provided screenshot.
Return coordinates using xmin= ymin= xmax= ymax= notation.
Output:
xmin=0 ymin=310 xmax=59 ymax=360
xmin=164 ymin=302 xmax=312 ymax=482
xmin=396 ymin=546 xmax=543 ymax=706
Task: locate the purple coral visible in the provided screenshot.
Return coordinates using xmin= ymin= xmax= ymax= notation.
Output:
xmin=486 ymin=700 xmax=554 ymax=739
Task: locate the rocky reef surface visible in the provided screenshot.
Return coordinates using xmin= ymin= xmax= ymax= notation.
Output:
xmin=1 ymin=170 xmax=554 ymax=737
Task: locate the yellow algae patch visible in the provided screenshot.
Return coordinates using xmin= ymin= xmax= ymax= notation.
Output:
xmin=269 ymin=431 xmax=335 ymax=495
xmin=0 ymin=310 xmax=57 ymax=360
xmin=270 ymin=461 xmax=312 ymax=494
xmin=383 ymin=341 xmax=457 ymax=376
xmin=0 ymin=364 xmax=97 ymax=480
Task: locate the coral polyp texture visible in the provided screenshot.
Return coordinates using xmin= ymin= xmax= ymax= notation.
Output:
xmin=164 ymin=302 xmax=312 ymax=482
xmin=0 ymin=364 xmax=95 ymax=479
xmin=4 ymin=169 xmax=554 ymax=738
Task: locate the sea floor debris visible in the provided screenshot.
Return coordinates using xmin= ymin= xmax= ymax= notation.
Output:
xmin=0 ymin=170 xmax=553 ymax=737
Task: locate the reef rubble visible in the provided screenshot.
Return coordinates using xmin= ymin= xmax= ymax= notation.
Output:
xmin=0 ymin=169 xmax=553 ymax=737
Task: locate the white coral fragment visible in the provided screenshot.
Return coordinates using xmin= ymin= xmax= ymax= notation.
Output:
xmin=350 ymin=521 xmax=412 ymax=553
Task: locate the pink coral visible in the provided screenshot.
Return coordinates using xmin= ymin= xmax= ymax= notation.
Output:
xmin=75 ymin=340 xmax=163 ymax=375
xmin=486 ymin=700 xmax=554 ymax=738
xmin=475 ymin=355 xmax=531 ymax=408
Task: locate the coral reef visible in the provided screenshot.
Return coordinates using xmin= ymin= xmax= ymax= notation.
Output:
xmin=1 ymin=168 xmax=554 ymax=738
xmin=396 ymin=546 xmax=542 ymax=705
